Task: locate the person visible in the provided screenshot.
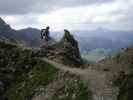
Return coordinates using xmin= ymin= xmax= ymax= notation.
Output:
xmin=40 ymin=26 xmax=50 ymax=41
xmin=40 ymin=26 xmax=50 ymax=40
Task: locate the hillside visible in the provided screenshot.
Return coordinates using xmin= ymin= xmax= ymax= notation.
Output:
xmin=17 ymin=27 xmax=41 ymax=47
xmin=0 ymin=31 xmax=133 ymax=100
xmin=0 ymin=29 xmax=91 ymax=100
xmin=91 ymin=45 xmax=133 ymax=100
xmin=0 ymin=41 xmax=89 ymax=100
xmin=0 ymin=18 xmax=41 ymax=47
xmin=0 ymin=17 xmax=133 ymax=100
xmin=1 ymin=17 xmax=133 ymax=63
xmin=0 ymin=41 xmax=117 ymax=100
xmin=0 ymin=18 xmax=18 ymax=43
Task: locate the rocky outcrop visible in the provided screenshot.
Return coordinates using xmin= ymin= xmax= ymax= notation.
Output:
xmin=0 ymin=41 xmax=88 ymax=100
xmin=39 ymin=30 xmax=83 ymax=67
xmin=91 ymin=46 xmax=133 ymax=100
xmin=0 ymin=41 xmax=37 ymax=96
xmin=58 ymin=30 xmax=82 ymax=66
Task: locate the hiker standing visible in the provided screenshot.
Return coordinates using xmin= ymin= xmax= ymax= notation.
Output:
xmin=40 ymin=26 xmax=50 ymax=47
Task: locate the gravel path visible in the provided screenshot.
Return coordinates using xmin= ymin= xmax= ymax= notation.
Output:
xmin=42 ymin=58 xmax=119 ymax=100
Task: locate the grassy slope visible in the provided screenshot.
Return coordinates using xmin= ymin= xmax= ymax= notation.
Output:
xmin=115 ymin=71 xmax=133 ymax=100
xmin=51 ymin=73 xmax=90 ymax=100
xmin=93 ymin=46 xmax=133 ymax=100
xmin=0 ymin=41 xmax=89 ymax=100
xmin=4 ymin=60 xmax=89 ymax=100
xmin=3 ymin=60 xmax=58 ymax=100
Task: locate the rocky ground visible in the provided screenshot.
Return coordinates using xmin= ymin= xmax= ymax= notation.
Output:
xmin=0 ymin=30 xmax=133 ymax=100
xmin=43 ymin=58 xmax=119 ymax=100
xmin=0 ymin=41 xmax=37 ymax=97
xmin=0 ymin=30 xmax=89 ymax=100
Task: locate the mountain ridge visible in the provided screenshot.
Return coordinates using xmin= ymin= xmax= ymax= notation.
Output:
xmin=0 ymin=17 xmax=133 ymax=100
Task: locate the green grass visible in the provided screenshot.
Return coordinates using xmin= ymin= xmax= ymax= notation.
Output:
xmin=3 ymin=59 xmax=58 ymax=100
xmin=113 ymin=48 xmax=133 ymax=100
xmin=116 ymin=71 xmax=133 ymax=100
xmin=52 ymin=76 xmax=91 ymax=100
xmin=3 ymin=59 xmax=90 ymax=100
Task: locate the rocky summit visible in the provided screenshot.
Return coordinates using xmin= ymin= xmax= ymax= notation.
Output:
xmin=39 ymin=29 xmax=83 ymax=67
xmin=56 ymin=30 xmax=83 ymax=66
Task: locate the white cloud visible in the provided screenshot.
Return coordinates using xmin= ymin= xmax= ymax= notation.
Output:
xmin=2 ymin=16 xmax=20 ymax=24
xmin=1 ymin=0 xmax=133 ymax=31
xmin=37 ymin=6 xmax=93 ymax=24
xmin=0 ymin=0 xmax=112 ymax=14
xmin=36 ymin=0 xmax=133 ymax=30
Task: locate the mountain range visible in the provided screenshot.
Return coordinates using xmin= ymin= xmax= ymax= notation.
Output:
xmin=0 ymin=17 xmax=41 ymax=47
xmin=0 ymin=30 xmax=133 ymax=100
xmin=0 ymin=17 xmax=133 ymax=55
xmin=0 ymin=17 xmax=133 ymax=100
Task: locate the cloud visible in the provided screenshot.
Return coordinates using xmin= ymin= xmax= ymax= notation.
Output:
xmin=0 ymin=0 xmax=112 ymax=14
xmin=1 ymin=0 xmax=133 ymax=31
xmin=35 ymin=0 xmax=133 ymax=30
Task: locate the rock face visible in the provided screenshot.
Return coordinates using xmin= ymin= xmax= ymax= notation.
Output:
xmin=91 ymin=46 xmax=133 ymax=100
xmin=39 ymin=30 xmax=83 ymax=67
xmin=0 ymin=18 xmax=16 ymax=41
xmin=58 ymin=30 xmax=82 ymax=66
xmin=0 ymin=41 xmax=88 ymax=100
xmin=0 ymin=18 xmax=12 ymax=34
xmin=0 ymin=41 xmax=37 ymax=96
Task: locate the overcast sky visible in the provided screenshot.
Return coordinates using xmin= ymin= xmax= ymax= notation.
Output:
xmin=0 ymin=0 xmax=133 ymax=31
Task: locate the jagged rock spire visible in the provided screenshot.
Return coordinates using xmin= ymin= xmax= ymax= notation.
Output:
xmin=59 ymin=29 xmax=82 ymax=66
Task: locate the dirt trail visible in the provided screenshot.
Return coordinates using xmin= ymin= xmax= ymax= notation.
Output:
xmin=42 ymin=58 xmax=119 ymax=100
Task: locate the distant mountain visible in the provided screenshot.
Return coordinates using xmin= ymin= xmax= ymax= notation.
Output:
xmin=0 ymin=18 xmax=41 ymax=47
xmin=70 ymin=29 xmax=133 ymax=62
xmin=0 ymin=17 xmax=17 ymax=41
xmin=17 ymin=28 xmax=41 ymax=47
xmin=0 ymin=17 xmax=133 ymax=54
xmin=71 ymin=29 xmax=133 ymax=53
xmin=51 ymin=29 xmax=133 ymax=54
